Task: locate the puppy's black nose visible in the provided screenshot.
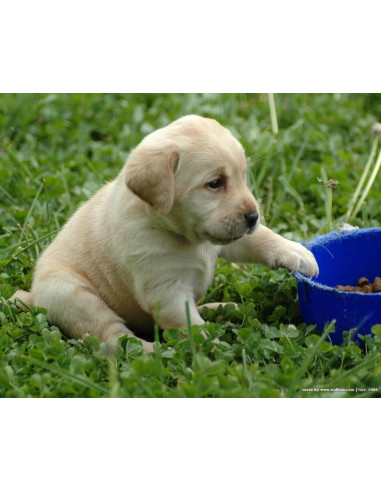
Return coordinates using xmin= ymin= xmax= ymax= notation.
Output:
xmin=245 ymin=211 xmax=259 ymax=229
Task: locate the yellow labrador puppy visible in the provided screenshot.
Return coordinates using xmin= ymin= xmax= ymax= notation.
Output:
xmin=11 ymin=115 xmax=318 ymax=352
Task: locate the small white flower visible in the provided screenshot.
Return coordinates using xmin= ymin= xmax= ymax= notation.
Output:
xmin=338 ymin=223 xmax=359 ymax=232
xmin=372 ymin=122 xmax=381 ymax=137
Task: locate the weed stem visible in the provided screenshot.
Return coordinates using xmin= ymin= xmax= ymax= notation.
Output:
xmin=346 ymin=137 xmax=378 ymax=222
xmin=351 ymin=148 xmax=381 ymax=219
xmin=268 ymin=93 xmax=279 ymax=135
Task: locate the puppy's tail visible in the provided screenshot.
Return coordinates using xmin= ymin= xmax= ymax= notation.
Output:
xmin=9 ymin=289 xmax=34 ymax=310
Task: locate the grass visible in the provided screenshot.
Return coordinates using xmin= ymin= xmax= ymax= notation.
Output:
xmin=1 ymin=93 xmax=381 ymax=398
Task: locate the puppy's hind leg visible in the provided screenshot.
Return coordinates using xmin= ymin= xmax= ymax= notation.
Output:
xmin=9 ymin=290 xmax=33 ymax=310
xmin=197 ymin=302 xmax=239 ymax=312
xmin=33 ymin=270 xmax=154 ymax=354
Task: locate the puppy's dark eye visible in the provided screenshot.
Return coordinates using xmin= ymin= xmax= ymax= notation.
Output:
xmin=206 ymin=179 xmax=223 ymax=190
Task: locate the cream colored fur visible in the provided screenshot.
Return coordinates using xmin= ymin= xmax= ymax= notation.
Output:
xmin=11 ymin=115 xmax=319 ymax=353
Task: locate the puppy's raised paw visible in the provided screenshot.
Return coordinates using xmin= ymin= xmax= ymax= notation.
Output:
xmin=273 ymin=241 xmax=319 ymax=278
xmin=295 ymin=248 xmax=319 ymax=278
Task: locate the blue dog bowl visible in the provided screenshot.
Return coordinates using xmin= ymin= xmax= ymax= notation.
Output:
xmin=294 ymin=228 xmax=381 ymax=344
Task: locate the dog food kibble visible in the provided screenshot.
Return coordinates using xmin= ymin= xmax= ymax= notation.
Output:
xmin=335 ymin=277 xmax=381 ymax=293
xmin=358 ymin=277 xmax=369 ymax=287
xmin=373 ymin=277 xmax=381 ymax=293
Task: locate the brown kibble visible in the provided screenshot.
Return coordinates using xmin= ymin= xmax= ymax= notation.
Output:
xmin=336 ymin=285 xmax=355 ymax=292
xmin=358 ymin=277 xmax=370 ymax=287
xmin=373 ymin=277 xmax=381 ymax=293
xmin=362 ymin=284 xmax=373 ymax=293
xmin=336 ymin=276 xmax=381 ymax=294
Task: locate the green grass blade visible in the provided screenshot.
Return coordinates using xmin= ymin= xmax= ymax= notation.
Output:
xmin=268 ymin=93 xmax=279 ymax=135
xmin=43 ymin=179 xmax=51 ymax=234
xmin=345 ymin=137 xmax=378 ymax=222
xmin=185 ymin=300 xmax=196 ymax=361
xmin=0 ymin=141 xmax=33 ymax=179
xmin=26 ymin=357 xmax=110 ymax=395
xmin=351 ymin=148 xmax=381 ymax=219
xmin=287 ymin=321 xmax=335 ymax=397
xmin=0 ymin=183 xmax=17 ymax=205
xmin=2 ymin=228 xmax=60 ymax=270
xmin=323 ymin=354 xmax=381 ymax=390
xmin=278 ymin=175 xmax=305 ymax=211
xmin=21 ymin=182 xmax=44 ymax=236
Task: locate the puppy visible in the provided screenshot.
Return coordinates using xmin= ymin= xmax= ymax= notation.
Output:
xmin=11 ymin=115 xmax=319 ymax=353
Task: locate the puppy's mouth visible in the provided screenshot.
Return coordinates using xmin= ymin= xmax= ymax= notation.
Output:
xmin=205 ymin=230 xmax=248 ymax=245
xmin=204 ymin=223 xmax=258 ymax=245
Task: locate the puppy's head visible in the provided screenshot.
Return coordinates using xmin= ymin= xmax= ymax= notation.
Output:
xmin=125 ymin=115 xmax=259 ymax=244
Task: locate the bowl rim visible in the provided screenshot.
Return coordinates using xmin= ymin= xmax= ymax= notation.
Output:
xmin=293 ymin=227 xmax=381 ymax=296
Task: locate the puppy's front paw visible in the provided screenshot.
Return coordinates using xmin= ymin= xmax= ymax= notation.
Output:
xmin=141 ymin=340 xmax=155 ymax=353
xmin=274 ymin=241 xmax=319 ymax=278
xmin=197 ymin=302 xmax=239 ymax=312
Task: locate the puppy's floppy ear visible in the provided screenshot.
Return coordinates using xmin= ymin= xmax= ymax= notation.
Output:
xmin=126 ymin=146 xmax=179 ymax=215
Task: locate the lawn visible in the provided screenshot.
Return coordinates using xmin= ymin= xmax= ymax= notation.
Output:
xmin=1 ymin=93 xmax=381 ymax=397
